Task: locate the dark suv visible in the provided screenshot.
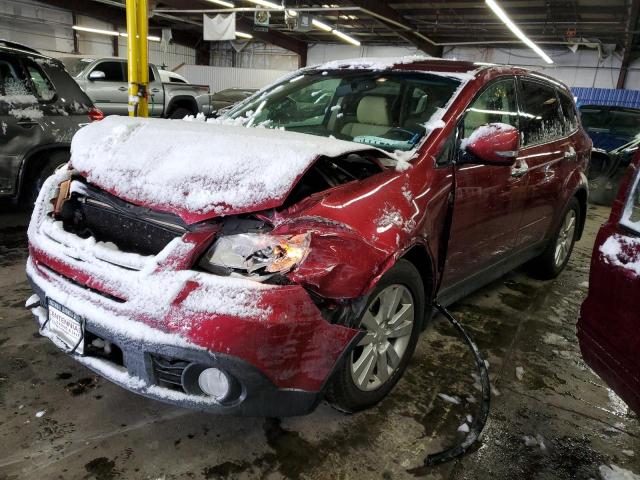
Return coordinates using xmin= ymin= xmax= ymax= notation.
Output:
xmin=0 ymin=41 xmax=102 ymax=204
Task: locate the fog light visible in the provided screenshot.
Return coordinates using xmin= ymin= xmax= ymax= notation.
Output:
xmin=198 ymin=368 xmax=230 ymax=400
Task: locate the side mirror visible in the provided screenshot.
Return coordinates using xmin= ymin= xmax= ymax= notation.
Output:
xmin=88 ymin=70 xmax=106 ymax=81
xmin=462 ymin=123 xmax=519 ymax=166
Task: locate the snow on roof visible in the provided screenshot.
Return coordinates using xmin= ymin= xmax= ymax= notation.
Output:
xmin=314 ymin=56 xmax=480 ymax=81
xmin=70 ymin=116 xmax=385 ymax=221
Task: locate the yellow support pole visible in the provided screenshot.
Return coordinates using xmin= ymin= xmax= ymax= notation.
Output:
xmin=125 ymin=0 xmax=149 ymax=117
xmin=126 ymin=0 xmax=139 ymax=117
xmin=136 ymin=0 xmax=149 ymax=117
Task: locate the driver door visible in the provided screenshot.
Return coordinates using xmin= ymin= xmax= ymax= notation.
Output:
xmin=83 ymin=60 xmax=128 ymax=116
xmin=441 ymin=77 xmax=527 ymax=291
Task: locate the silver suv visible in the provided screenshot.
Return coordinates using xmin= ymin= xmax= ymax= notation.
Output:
xmin=0 ymin=41 xmax=101 ymax=204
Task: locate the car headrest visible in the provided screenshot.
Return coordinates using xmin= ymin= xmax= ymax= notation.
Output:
xmin=357 ymin=96 xmax=390 ymax=126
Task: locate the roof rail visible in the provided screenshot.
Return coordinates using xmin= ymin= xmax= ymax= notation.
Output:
xmin=0 ymin=39 xmax=42 ymax=55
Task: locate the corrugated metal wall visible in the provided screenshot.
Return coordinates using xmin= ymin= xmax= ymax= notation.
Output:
xmin=175 ymin=65 xmax=290 ymax=93
xmin=571 ymin=87 xmax=640 ymax=109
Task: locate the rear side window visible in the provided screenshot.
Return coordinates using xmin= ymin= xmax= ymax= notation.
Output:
xmin=519 ymin=80 xmax=564 ymax=146
xmin=462 ymin=78 xmax=519 ymax=139
xmin=24 ymin=60 xmax=56 ymax=101
xmin=558 ymin=91 xmax=578 ymax=134
xmin=622 ymin=170 xmax=640 ymax=234
xmin=93 ymin=61 xmax=125 ymax=82
xmin=0 ymin=54 xmax=31 ymax=98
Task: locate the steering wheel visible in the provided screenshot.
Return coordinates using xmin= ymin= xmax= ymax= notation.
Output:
xmin=384 ymin=127 xmax=419 ymax=143
xmin=272 ymin=96 xmax=297 ymax=121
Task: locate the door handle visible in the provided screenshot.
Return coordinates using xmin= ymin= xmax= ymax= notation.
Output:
xmin=151 ymin=88 xmax=160 ymax=93
xmin=17 ymin=120 xmax=38 ymax=128
xmin=118 ymin=86 xmax=127 ymax=91
xmin=511 ymin=160 xmax=528 ymax=178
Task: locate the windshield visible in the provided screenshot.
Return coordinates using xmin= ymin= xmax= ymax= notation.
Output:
xmin=58 ymin=57 xmax=93 ymax=77
xmin=226 ymin=71 xmax=461 ymax=152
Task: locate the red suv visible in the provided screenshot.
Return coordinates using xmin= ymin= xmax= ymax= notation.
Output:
xmin=26 ymin=58 xmax=590 ymax=416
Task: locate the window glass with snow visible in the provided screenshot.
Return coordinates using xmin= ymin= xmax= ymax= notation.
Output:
xmin=24 ymin=60 xmax=56 ymax=101
xmin=462 ymin=79 xmax=518 ymax=139
xmin=622 ymin=170 xmax=640 ymax=233
xmin=558 ymin=91 xmax=578 ymax=135
xmin=519 ymin=80 xmax=564 ymax=146
xmin=226 ymin=71 xmax=460 ymax=152
xmin=0 ymin=53 xmax=32 ymax=100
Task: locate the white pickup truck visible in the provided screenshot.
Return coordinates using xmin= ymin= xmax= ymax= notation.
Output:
xmin=59 ymin=57 xmax=211 ymax=118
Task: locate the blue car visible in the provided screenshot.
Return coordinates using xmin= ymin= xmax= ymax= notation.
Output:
xmin=578 ymin=105 xmax=640 ymax=151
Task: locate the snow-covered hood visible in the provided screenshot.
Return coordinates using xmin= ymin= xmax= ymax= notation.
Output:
xmin=70 ymin=116 xmax=387 ymax=224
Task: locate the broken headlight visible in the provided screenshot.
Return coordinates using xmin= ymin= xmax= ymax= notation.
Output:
xmin=200 ymin=233 xmax=311 ymax=280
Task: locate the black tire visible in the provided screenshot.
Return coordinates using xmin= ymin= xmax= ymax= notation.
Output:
xmin=168 ymin=107 xmax=194 ymax=119
xmin=25 ymin=151 xmax=70 ymax=205
xmin=327 ymin=259 xmax=426 ymax=413
xmin=528 ymin=197 xmax=580 ymax=280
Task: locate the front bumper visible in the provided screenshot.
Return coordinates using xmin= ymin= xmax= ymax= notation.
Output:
xmin=29 ymin=278 xmax=337 ymax=416
xmin=26 ymin=172 xmax=360 ymax=416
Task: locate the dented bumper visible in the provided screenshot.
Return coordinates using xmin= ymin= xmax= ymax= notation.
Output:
xmin=27 ymin=250 xmax=359 ymax=415
xmin=26 ymin=175 xmax=360 ymax=415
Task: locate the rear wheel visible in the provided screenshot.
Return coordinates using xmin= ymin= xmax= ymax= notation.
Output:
xmin=25 ymin=150 xmax=69 ymax=205
xmin=327 ymin=260 xmax=425 ymax=412
xmin=528 ymin=197 xmax=580 ymax=280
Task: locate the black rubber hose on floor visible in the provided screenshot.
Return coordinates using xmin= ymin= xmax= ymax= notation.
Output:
xmin=423 ymin=302 xmax=492 ymax=466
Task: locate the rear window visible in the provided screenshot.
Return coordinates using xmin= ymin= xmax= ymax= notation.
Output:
xmin=24 ymin=59 xmax=56 ymax=101
xmin=519 ymin=79 xmax=564 ymax=146
xmin=558 ymin=91 xmax=578 ymax=134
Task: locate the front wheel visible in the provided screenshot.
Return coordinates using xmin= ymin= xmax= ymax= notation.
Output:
xmin=528 ymin=197 xmax=580 ymax=280
xmin=327 ymin=259 xmax=425 ymax=412
xmin=168 ymin=107 xmax=194 ymax=119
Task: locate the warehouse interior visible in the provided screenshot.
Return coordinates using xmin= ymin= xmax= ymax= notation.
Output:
xmin=0 ymin=1 xmax=639 ymax=479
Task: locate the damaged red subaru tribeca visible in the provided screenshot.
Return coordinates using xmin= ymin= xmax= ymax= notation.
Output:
xmin=26 ymin=57 xmax=590 ymax=416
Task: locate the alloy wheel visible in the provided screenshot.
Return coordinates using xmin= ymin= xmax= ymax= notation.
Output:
xmin=554 ymin=209 xmax=577 ymax=267
xmin=350 ymin=284 xmax=415 ymax=392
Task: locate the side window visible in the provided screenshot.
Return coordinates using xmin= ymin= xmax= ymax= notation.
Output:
xmin=125 ymin=65 xmax=155 ymax=82
xmin=0 ymin=54 xmax=31 ymax=98
xmin=519 ymin=80 xmax=564 ymax=146
xmin=92 ymin=61 xmax=125 ymax=82
xmin=558 ymin=91 xmax=578 ymax=134
xmin=622 ymin=171 xmax=640 ymax=233
xmin=24 ymin=60 xmax=56 ymax=101
xmin=462 ymin=79 xmax=518 ymax=139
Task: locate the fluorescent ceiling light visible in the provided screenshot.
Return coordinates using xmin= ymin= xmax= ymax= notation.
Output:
xmin=119 ymin=32 xmax=161 ymax=42
xmin=485 ymin=0 xmax=553 ymax=64
xmin=332 ymin=29 xmax=360 ymax=47
xmin=311 ymin=18 xmax=360 ymax=46
xmin=312 ymin=18 xmax=332 ymax=32
xmin=72 ymin=25 xmax=119 ymax=36
xmin=205 ymin=0 xmax=234 ymax=7
xmin=236 ymin=31 xmax=253 ymax=39
xmin=246 ymin=0 xmax=283 ymax=9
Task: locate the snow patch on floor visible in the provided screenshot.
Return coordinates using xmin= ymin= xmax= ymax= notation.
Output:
xmin=599 ymin=464 xmax=640 ymax=480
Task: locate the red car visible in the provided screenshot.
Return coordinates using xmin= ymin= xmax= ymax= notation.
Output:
xmin=26 ymin=58 xmax=590 ymax=416
xmin=578 ymin=151 xmax=640 ymax=414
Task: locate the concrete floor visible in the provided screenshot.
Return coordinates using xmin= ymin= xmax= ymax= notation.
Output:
xmin=0 ymin=203 xmax=638 ymax=480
